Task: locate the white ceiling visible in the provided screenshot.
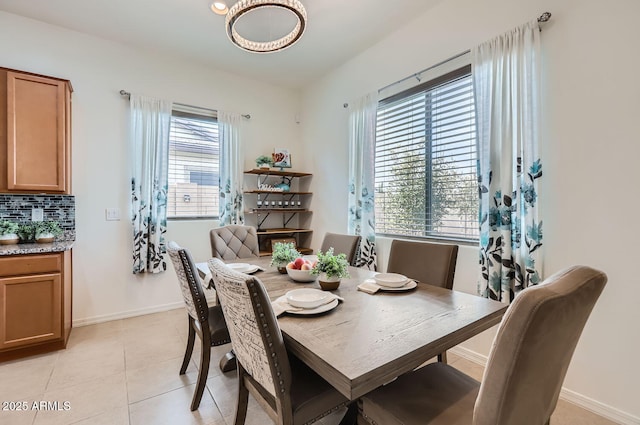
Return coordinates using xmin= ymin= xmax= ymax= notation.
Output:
xmin=0 ymin=0 xmax=442 ymax=89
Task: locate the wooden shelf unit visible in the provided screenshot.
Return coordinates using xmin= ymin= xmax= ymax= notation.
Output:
xmin=244 ymin=169 xmax=313 ymax=256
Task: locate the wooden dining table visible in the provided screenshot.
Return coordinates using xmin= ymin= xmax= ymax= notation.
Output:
xmin=197 ymin=256 xmax=507 ymax=401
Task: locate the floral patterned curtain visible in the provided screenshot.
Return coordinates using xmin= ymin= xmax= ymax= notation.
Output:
xmin=218 ymin=111 xmax=244 ymax=225
xmin=348 ymin=92 xmax=378 ymax=270
xmin=473 ymin=19 xmax=543 ymax=302
xmin=130 ymin=94 xmax=173 ymax=274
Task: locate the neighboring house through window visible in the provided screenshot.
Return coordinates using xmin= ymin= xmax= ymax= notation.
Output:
xmin=168 ymin=108 xmax=220 ymax=219
xmin=375 ymin=65 xmax=478 ymax=241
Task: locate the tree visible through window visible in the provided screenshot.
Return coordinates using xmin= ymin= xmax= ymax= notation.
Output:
xmin=375 ymin=66 xmax=478 ymax=241
xmin=167 ymin=109 xmax=220 ymax=219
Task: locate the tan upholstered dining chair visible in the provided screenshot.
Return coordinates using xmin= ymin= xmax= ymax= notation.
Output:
xmin=210 ymin=224 xmax=260 ymax=260
xmin=207 ymin=257 xmax=352 ymax=425
xmin=167 ymin=241 xmax=231 ymax=411
xmin=386 ymin=239 xmax=458 ymax=362
xmin=320 ymin=232 xmax=361 ymax=266
xmin=358 ymin=265 xmax=607 ymax=425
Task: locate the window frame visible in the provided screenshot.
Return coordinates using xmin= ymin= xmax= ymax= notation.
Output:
xmin=374 ymin=65 xmax=479 ymax=243
xmin=167 ymin=107 xmax=220 ymax=221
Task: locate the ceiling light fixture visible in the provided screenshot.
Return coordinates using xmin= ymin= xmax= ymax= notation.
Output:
xmin=225 ymin=0 xmax=307 ymax=54
xmin=210 ymin=1 xmax=229 ymax=15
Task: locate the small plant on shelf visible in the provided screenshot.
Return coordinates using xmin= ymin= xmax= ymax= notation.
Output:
xmin=0 ymin=219 xmax=20 ymax=244
xmin=270 ymin=242 xmax=300 ymax=273
xmin=255 ymin=155 xmax=273 ymax=169
xmin=311 ymin=247 xmax=349 ymax=281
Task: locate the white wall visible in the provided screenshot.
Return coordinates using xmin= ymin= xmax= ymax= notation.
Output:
xmin=301 ymin=0 xmax=640 ymax=422
xmin=0 ymin=12 xmax=302 ymax=323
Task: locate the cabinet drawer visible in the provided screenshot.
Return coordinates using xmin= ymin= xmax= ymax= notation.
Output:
xmin=0 ymin=254 xmax=62 ymax=276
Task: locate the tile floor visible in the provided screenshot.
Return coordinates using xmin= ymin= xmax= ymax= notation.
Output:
xmin=0 ymin=308 xmax=619 ymax=425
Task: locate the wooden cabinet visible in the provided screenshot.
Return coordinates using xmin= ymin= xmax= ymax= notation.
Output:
xmin=0 ymin=68 xmax=72 ymax=194
xmin=0 ymin=250 xmax=72 ymax=361
xmin=244 ymin=169 xmax=313 ymax=256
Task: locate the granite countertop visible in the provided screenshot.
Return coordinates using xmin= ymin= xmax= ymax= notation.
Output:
xmin=0 ymin=240 xmax=75 ymax=256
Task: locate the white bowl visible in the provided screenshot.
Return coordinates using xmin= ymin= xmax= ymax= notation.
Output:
xmin=286 ymin=267 xmax=316 ymax=282
xmin=374 ymin=273 xmax=409 ymax=288
xmin=286 ymin=288 xmax=330 ymax=309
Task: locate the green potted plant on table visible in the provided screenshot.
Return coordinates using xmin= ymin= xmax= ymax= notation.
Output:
xmin=0 ymin=219 xmax=20 ymax=245
xmin=255 ymin=155 xmax=273 ymax=169
xmin=270 ymin=241 xmax=300 ymax=274
xmin=34 ymin=221 xmax=63 ymax=243
xmin=311 ymin=247 xmax=350 ymax=291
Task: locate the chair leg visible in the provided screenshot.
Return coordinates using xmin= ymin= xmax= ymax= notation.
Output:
xmin=438 ymin=351 xmax=448 ymax=364
xmin=234 ymin=366 xmax=249 ymax=425
xmin=190 ymin=339 xmax=211 ymax=411
xmin=338 ymin=402 xmax=358 ymax=425
xmin=181 ymin=317 xmax=196 ymax=375
xmin=219 ymin=349 xmax=237 ymax=373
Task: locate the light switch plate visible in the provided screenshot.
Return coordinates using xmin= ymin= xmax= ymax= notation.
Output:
xmin=32 ymin=208 xmax=44 ymax=222
xmin=105 ymin=208 xmax=121 ymax=221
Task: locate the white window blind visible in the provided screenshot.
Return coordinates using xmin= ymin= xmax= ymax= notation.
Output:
xmin=375 ymin=66 xmax=478 ymax=241
xmin=167 ymin=109 xmax=220 ymax=219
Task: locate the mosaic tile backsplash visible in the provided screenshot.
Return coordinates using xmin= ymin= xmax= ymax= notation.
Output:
xmin=0 ymin=194 xmax=75 ymax=241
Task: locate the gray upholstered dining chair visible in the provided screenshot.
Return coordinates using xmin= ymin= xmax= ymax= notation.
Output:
xmin=167 ymin=241 xmax=231 ymax=411
xmin=210 ymin=224 xmax=260 ymax=260
xmin=207 ymin=257 xmax=352 ymax=425
xmin=357 ymin=265 xmax=607 ymax=425
xmin=320 ymin=232 xmax=361 ymax=266
xmin=386 ymin=239 xmax=458 ymax=362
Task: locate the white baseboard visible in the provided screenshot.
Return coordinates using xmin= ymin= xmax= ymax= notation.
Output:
xmin=449 ymin=346 xmax=639 ymax=425
xmin=72 ymin=301 xmax=185 ymax=327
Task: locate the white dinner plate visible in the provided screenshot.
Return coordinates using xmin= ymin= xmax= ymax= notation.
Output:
xmin=286 ymin=288 xmax=331 ymax=309
xmin=378 ymin=280 xmax=417 ymax=291
xmin=288 ymin=298 xmax=339 ymax=315
xmin=374 ymin=273 xmax=409 ymax=288
xmin=226 ymin=263 xmax=258 ymax=274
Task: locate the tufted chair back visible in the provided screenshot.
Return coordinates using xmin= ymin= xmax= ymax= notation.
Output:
xmin=210 ymin=225 xmax=260 ymax=260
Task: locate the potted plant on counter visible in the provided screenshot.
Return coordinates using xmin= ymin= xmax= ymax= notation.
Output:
xmin=34 ymin=221 xmax=63 ymax=243
xmin=17 ymin=223 xmax=36 ymax=243
xmin=270 ymin=241 xmax=300 ymax=274
xmin=0 ymin=219 xmax=20 ymax=245
xmin=311 ymin=247 xmax=349 ymax=291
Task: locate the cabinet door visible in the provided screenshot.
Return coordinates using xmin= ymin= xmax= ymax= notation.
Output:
xmin=0 ymin=273 xmax=62 ymax=350
xmin=6 ymin=72 xmax=69 ymax=192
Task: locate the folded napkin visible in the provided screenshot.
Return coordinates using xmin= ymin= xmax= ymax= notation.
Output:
xmin=272 ymin=293 xmax=344 ymax=317
xmin=357 ymin=279 xmax=383 ymax=294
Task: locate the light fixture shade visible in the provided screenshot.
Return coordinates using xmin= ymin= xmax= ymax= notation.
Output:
xmin=225 ymin=0 xmax=307 ymax=53
xmin=211 ymin=1 xmax=229 ymax=15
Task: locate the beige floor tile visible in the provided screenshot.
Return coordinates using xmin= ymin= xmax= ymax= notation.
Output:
xmin=450 ymin=356 xmax=485 ymax=381
xmin=0 ymin=352 xmax=58 ymax=400
xmin=552 ymin=399 xmax=619 ymax=425
xmin=224 ymin=404 xmax=275 ymax=425
xmin=0 ymin=398 xmax=40 ymax=425
xmin=68 ymin=406 xmax=129 ymax=425
xmin=34 ymin=372 xmax=128 ymax=425
xmin=46 ymin=346 xmax=125 ymax=391
xmin=126 ymin=355 xmax=198 ymax=403
xmin=129 ymin=384 xmax=225 ymax=425
xmin=124 ymin=326 xmax=187 ymax=371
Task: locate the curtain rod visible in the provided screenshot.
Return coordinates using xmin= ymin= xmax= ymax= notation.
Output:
xmin=119 ymin=90 xmax=251 ymax=119
xmin=343 ymin=11 xmax=551 ymax=109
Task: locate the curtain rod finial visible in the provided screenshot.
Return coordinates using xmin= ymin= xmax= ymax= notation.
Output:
xmin=538 ymin=12 xmax=551 ymax=23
